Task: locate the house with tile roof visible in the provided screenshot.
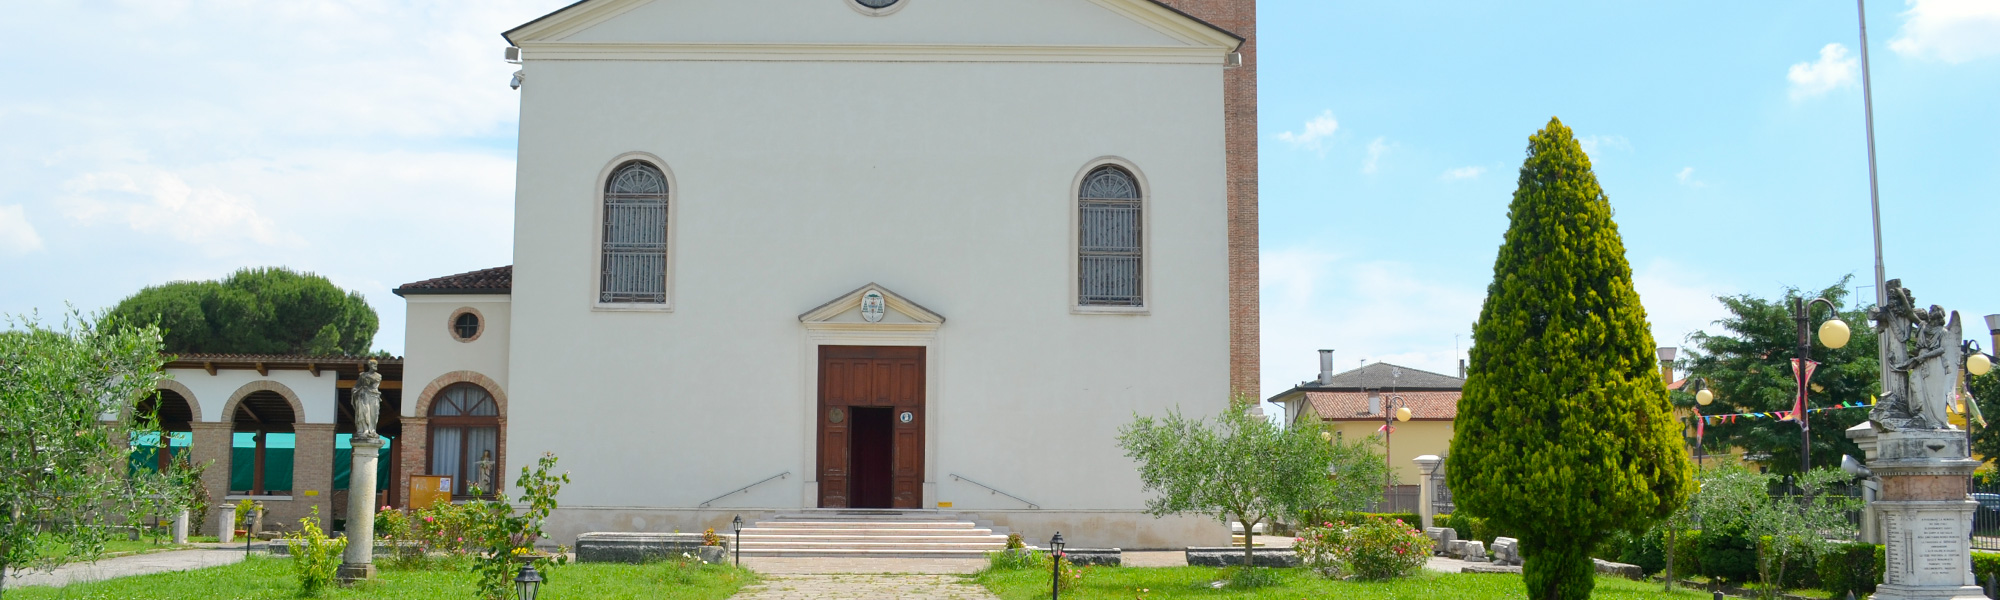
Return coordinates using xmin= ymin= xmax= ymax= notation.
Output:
xmin=1266 ymin=351 xmax=1465 ymax=511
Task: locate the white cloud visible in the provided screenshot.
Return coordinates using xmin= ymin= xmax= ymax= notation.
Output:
xmin=1441 ymin=166 xmax=1485 ymax=181
xmin=1577 ymin=135 xmax=1631 ymax=155
xmin=1631 ymin=259 xmax=1735 ymax=352
xmin=1889 ymin=0 xmax=2000 ymax=63
xmin=61 ymin=169 xmax=290 ymax=251
xmin=1259 ymin=246 xmax=1485 ymax=400
xmin=1362 ymin=137 xmax=1388 ymax=174
xmin=1676 ymin=167 xmax=1706 ymax=188
xmin=1788 ymin=43 xmax=1859 ymax=100
xmin=0 ymin=205 xmax=45 ymax=255
xmin=1276 ymin=110 xmax=1340 ymax=152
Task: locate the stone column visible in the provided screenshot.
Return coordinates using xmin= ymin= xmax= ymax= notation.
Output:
xmin=172 ymin=510 xmax=189 ymax=544
xmin=1413 ymin=455 xmax=1442 ymax=530
xmin=1865 ymin=429 xmax=1985 ymax=600
xmin=217 ymin=504 xmax=237 ymax=544
xmin=338 ymin=439 xmax=382 ymax=583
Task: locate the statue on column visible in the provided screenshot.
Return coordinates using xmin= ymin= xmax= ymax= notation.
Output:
xmin=1869 ymin=280 xmax=1967 ymax=432
xmin=352 ymin=359 xmax=384 ymax=442
xmin=474 ymin=450 xmax=495 ymax=495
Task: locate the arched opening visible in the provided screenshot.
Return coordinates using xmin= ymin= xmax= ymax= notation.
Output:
xmin=428 ymin=384 xmax=500 ymax=498
xmin=130 ymin=390 xmax=195 ymax=475
xmin=230 ymin=391 xmax=296 ymax=496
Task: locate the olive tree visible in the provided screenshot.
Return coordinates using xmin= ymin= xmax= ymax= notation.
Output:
xmin=1119 ymin=400 xmax=1387 ymax=567
xmin=0 ymin=311 xmax=166 ymax=597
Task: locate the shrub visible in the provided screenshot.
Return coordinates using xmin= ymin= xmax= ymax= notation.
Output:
xmin=703 ymin=528 xmax=722 ymax=547
xmin=1468 ymin=515 xmax=1514 ymax=547
xmin=1343 ymin=512 xmax=1421 ymax=530
xmin=665 ymin=553 xmax=702 ymax=585
xmin=466 ymin=453 xmax=571 ymax=600
xmin=1696 ymin=524 xmax=1758 ymax=584
xmin=1816 ymin=542 xmax=1882 ymax=599
xmin=985 ymin=549 xmax=1038 ymax=571
xmin=1972 ymin=551 xmax=2000 ymax=592
xmin=234 ymin=499 xmax=256 ymax=531
xmin=286 ymin=506 xmax=347 ymax=596
xmin=1339 ymin=516 xmax=1432 ymax=581
xmin=1224 ymin=565 xmax=1281 ymax=589
xmin=1437 ymin=513 xmax=1475 ymax=542
xmin=1005 ymin=533 xmax=1025 ymax=550
xmin=1756 ymin=535 xmax=1821 ymax=590
xmin=1294 ymin=521 xmax=1349 ymax=579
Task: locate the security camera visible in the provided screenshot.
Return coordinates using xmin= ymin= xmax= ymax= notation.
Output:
xmin=508 ymin=70 xmax=524 ymax=90
xmin=1841 ymin=454 xmax=1873 ymax=479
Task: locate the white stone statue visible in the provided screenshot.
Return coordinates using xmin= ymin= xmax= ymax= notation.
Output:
xmin=352 ymin=359 xmax=384 ymax=442
xmin=1901 ymin=307 xmax=1962 ymax=430
xmin=474 ymin=450 xmax=495 ymax=495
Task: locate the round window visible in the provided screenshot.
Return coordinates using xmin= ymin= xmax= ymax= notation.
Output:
xmin=452 ymin=311 xmax=481 ymax=341
xmin=847 ymin=0 xmax=903 ymax=15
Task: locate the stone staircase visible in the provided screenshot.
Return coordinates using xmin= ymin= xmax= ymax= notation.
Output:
xmin=734 ymin=509 xmax=1010 ymax=558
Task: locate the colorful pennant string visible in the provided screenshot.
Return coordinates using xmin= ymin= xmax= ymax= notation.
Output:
xmin=1693 ymin=402 xmax=1872 ymax=426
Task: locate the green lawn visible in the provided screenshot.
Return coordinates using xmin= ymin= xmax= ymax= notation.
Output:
xmin=5 ymin=556 xmax=757 ymax=600
xmin=976 ymin=566 xmax=1717 ymax=600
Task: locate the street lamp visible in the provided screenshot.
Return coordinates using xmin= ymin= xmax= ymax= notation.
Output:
xmin=514 ymin=563 xmax=542 ymax=600
xmin=1049 ymin=532 xmax=1065 ymax=600
xmin=1682 ymin=377 xmax=1714 ymax=469
xmin=1792 ymin=296 xmax=1851 ymax=473
xmin=1380 ymin=394 xmax=1411 ymax=495
xmin=731 ymin=515 xmax=743 ymax=567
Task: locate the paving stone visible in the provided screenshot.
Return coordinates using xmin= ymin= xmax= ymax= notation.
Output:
xmin=732 ymin=574 xmax=1000 ymax=600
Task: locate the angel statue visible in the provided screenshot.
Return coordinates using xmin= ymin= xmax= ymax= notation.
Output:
xmin=1900 ymin=306 xmax=1962 ymax=430
xmin=1870 ymin=280 xmax=1923 ymax=431
xmin=352 ymin=359 xmax=384 ymax=442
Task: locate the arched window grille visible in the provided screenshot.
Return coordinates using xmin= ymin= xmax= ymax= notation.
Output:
xmin=428 ymin=384 xmax=500 ymax=497
xmin=601 ymin=161 xmax=669 ymax=303
xmin=1078 ymin=165 xmax=1143 ymax=306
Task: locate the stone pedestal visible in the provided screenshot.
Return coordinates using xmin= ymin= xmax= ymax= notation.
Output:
xmin=337 ymin=440 xmax=382 ymax=584
xmin=1861 ymin=429 xmax=1984 ymax=600
xmin=217 ymin=505 xmax=237 ymax=544
xmin=172 ymin=510 xmax=189 ymax=544
xmin=1413 ymin=455 xmax=1442 ymax=531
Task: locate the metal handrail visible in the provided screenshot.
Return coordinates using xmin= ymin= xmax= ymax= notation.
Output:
xmin=699 ymin=471 xmax=790 ymax=508
xmin=949 ymin=473 xmax=1040 ymax=509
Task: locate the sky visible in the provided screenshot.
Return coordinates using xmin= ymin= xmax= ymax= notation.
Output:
xmin=0 ymin=1 xmax=1996 ymax=404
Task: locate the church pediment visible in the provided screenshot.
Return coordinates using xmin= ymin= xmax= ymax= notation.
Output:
xmin=799 ymin=283 xmax=944 ymax=326
xmin=503 ymin=0 xmax=1241 ymax=54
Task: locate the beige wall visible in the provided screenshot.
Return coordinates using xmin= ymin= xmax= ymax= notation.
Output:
xmin=1326 ymin=419 xmax=1454 ymax=486
xmin=401 ymin=295 xmax=511 ymax=416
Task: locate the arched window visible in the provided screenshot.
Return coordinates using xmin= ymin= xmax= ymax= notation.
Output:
xmin=1078 ymin=165 xmax=1143 ymax=307
xmin=428 ymin=384 xmax=500 ymax=497
xmin=601 ymin=161 xmax=670 ymax=304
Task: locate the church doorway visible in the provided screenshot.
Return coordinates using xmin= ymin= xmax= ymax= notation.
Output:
xmin=816 ymin=346 xmax=924 ymax=509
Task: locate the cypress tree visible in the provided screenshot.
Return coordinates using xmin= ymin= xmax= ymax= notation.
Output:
xmin=1446 ymin=118 xmax=1693 ymax=600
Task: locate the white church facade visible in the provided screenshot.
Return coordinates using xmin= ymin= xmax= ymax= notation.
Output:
xmin=382 ymin=0 xmax=1260 ymax=549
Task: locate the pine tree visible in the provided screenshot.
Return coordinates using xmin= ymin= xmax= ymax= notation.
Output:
xmin=1446 ymin=118 xmax=1694 ymax=600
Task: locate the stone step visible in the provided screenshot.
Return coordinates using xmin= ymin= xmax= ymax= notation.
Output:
xmin=744 ymin=528 xmax=992 ymax=536
xmin=736 ymin=548 xmax=996 ymax=558
xmin=752 ymin=521 xmax=980 ymax=529
xmin=739 ymin=540 xmax=1004 ymax=549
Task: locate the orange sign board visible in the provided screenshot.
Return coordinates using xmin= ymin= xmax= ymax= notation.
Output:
xmin=409 ymin=476 xmax=453 ymax=510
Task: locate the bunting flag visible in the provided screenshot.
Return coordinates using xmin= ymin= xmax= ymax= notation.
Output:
xmin=1693 ymin=406 xmax=1705 ymax=446
xmin=1790 ymin=359 xmax=1820 ymax=431
xmin=1377 ymin=423 xmax=1395 ymax=434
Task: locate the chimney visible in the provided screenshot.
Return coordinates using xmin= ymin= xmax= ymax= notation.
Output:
xmin=1318 ymin=349 xmax=1334 ymax=385
xmin=1367 ymin=391 xmax=1381 ymax=415
xmin=1986 ymin=315 xmax=2000 ymax=359
xmin=1458 ymin=359 xmax=1466 ymax=379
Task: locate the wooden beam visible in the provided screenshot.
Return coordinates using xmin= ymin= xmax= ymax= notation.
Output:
xmin=307 ymin=362 xmax=319 ymax=377
xmin=202 ymin=362 xmax=216 ymax=376
xmin=336 ymin=398 xmax=354 ymax=423
xmin=336 ymin=381 xmax=402 ymax=390
xmin=254 ymin=362 xmax=268 ymax=376
xmin=240 ymin=404 xmax=268 ymax=426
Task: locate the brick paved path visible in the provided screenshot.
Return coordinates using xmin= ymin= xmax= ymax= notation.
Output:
xmin=734 ymin=573 xmax=1000 ymax=600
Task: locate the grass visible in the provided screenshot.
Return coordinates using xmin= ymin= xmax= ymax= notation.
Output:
xmin=4 ymin=555 xmax=758 ymax=600
xmin=976 ymin=565 xmax=1718 ymax=600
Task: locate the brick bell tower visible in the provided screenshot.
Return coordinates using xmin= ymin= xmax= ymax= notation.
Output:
xmin=1152 ymin=0 xmax=1259 ymax=400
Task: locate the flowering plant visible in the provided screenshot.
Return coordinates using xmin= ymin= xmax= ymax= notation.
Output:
xmin=703 ymin=527 xmax=723 ymax=547
xmin=1335 ymin=516 xmax=1431 ymax=580
xmin=1293 ymin=520 xmax=1350 ymax=578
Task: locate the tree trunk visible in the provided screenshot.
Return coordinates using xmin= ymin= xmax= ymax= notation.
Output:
xmin=1664 ymin=528 xmax=1676 ymax=592
xmin=2 ymin=560 xmax=10 ymax=599
xmin=1240 ymin=516 xmax=1255 ymax=568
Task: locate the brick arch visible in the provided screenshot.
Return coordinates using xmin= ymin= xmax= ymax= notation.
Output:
xmin=412 ymin=371 xmax=508 ymax=419
xmin=149 ymin=379 xmax=205 ymax=422
xmin=219 ymin=380 xmax=306 ymax=424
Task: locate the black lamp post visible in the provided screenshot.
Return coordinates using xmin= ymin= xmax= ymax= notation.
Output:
xmin=1791 ymin=296 xmax=1851 ymax=473
xmin=1379 ymin=394 xmax=1411 ymax=495
xmin=1049 ymin=532 xmax=1065 ymax=600
xmin=731 ymin=515 xmax=743 ymax=567
xmin=1684 ymin=376 xmax=1714 ymax=469
xmin=514 ymin=563 xmax=542 ymax=600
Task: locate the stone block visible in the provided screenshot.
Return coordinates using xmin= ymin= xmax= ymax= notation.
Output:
xmin=1490 ymin=537 xmax=1521 ymax=566
xmin=1183 ymin=547 xmax=1299 ymax=568
xmin=1060 ymin=548 xmax=1121 ymax=567
xmin=1424 ymin=527 xmax=1456 ymax=554
xmin=1593 ymin=558 xmax=1644 ymax=580
xmin=1447 ymin=540 xmax=1467 ymax=557
xmin=575 ymin=532 xmax=719 ymax=564
xmin=1461 ymin=540 xmax=1487 ymax=562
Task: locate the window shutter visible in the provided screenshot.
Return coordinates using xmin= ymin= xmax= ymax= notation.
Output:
xmin=1078 ymin=166 xmax=1142 ymax=306
xmin=602 ymin=162 xmax=669 ymax=303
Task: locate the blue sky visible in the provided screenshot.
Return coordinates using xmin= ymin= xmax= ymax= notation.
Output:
xmin=0 ymin=1 xmax=1995 ymax=402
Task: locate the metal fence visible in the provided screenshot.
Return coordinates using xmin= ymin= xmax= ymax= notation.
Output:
xmin=1973 ymin=480 xmax=2000 ymax=551
xmin=1367 ymin=485 xmax=1421 ymax=514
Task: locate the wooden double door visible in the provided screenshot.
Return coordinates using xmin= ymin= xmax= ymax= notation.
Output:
xmin=817 ymin=345 xmax=925 ymax=509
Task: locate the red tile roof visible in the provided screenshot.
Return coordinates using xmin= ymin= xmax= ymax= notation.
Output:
xmin=393 ymin=266 xmax=512 ymax=296
xmin=1303 ymin=390 xmax=1462 ymax=421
